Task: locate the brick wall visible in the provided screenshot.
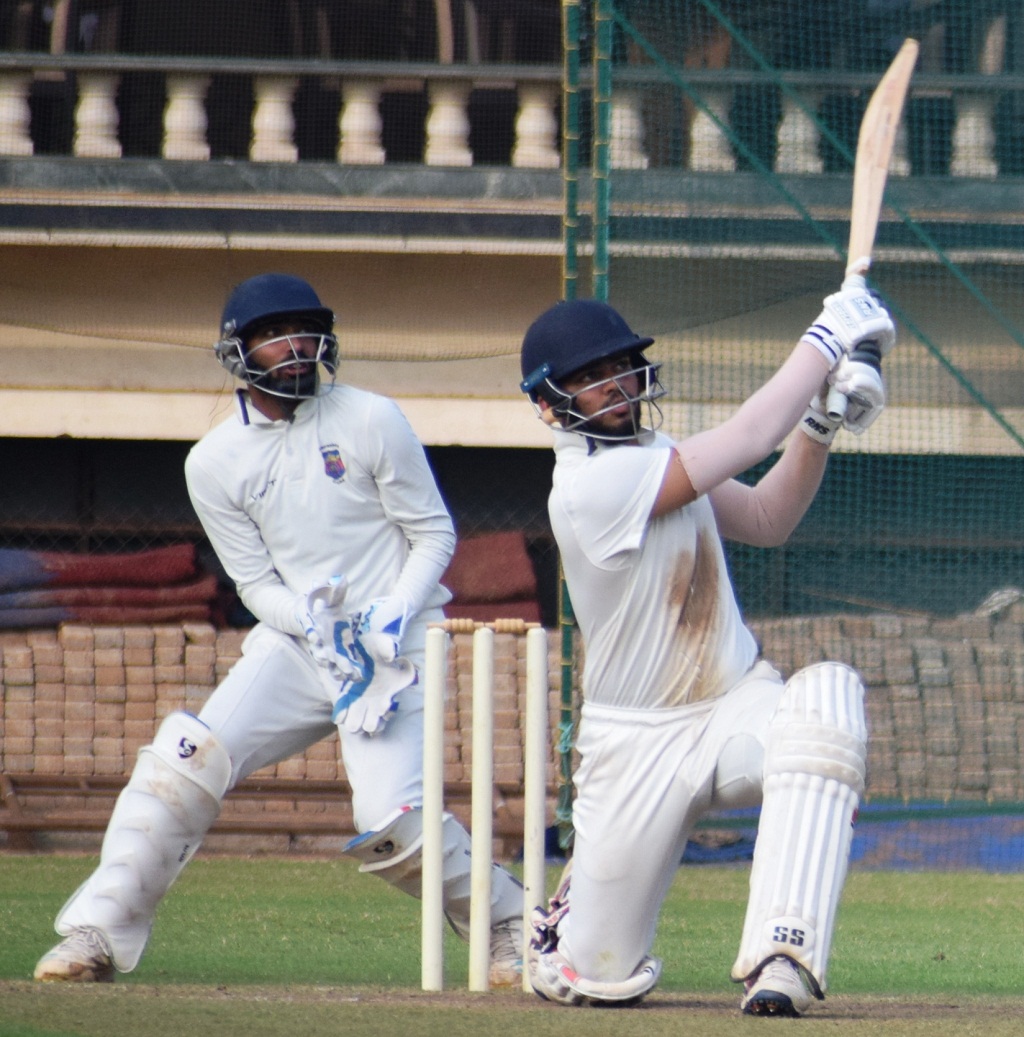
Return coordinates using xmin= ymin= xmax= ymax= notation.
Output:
xmin=3 ymin=607 xmax=1024 ymax=851
xmin=751 ymin=607 xmax=1024 ymax=802
xmin=0 ymin=624 xmax=563 ymax=852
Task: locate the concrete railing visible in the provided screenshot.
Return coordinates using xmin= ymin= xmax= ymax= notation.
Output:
xmin=0 ymin=55 xmax=563 ymax=168
xmin=0 ymin=49 xmax=1022 ymax=176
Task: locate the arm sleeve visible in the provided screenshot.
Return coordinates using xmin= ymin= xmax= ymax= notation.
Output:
xmin=185 ymin=451 xmax=304 ymax=635
xmin=678 ymin=341 xmax=831 ymax=497
xmin=708 ymin=432 xmax=829 ymax=547
xmin=369 ymin=397 xmax=456 ymax=613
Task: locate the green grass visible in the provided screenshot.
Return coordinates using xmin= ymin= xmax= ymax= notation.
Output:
xmin=2 ymin=854 xmax=1023 ymax=1037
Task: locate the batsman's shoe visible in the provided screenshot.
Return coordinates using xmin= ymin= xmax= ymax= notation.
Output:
xmin=741 ymin=956 xmax=813 ymax=1017
xmin=488 ymin=915 xmax=524 ymax=987
xmin=34 ymin=928 xmax=115 ymax=983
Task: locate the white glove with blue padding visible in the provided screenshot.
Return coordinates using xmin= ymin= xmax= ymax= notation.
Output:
xmin=331 ymin=593 xmax=416 ymax=735
xmin=353 ymin=595 xmax=411 ymax=665
xmin=299 ymin=575 xmax=364 ymax=683
xmin=800 ymin=276 xmax=896 ymax=369
xmin=332 ymin=653 xmax=418 ymax=735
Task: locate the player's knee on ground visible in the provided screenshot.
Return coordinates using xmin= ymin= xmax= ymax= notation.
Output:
xmin=529 ymin=941 xmax=662 ymax=1007
xmin=527 ymin=863 xmax=661 ymax=1007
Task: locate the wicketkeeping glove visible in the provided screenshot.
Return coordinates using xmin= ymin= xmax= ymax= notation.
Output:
xmin=300 ymin=575 xmax=365 ymax=683
xmin=332 ymin=654 xmax=417 ymax=735
xmin=353 ymin=595 xmax=411 ymax=665
xmin=800 ymin=276 xmax=896 ymax=368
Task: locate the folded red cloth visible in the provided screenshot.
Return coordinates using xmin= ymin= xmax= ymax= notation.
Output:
xmin=0 ymin=544 xmax=198 ymax=593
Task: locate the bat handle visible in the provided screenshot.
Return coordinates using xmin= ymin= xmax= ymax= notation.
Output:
xmin=825 ymin=341 xmax=882 ymax=421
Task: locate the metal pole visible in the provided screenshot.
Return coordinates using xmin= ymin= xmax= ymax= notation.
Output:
xmin=592 ymin=0 xmax=612 ymax=302
xmin=562 ymin=0 xmax=581 ymax=301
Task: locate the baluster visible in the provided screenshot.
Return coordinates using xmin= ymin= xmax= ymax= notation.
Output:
xmin=338 ymin=79 xmax=385 ymax=164
xmin=891 ymin=115 xmax=911 ymax=177
xmin=0 ymin=73 xmax=33 ymax=156
xmin=950 ymin=15 xmax=1005 ymax=178
xmin=610 ymin=87 xmax=648 ymax=169
xmin=688 ymin=85 xmax=734 ymax=172
xmin=425 ymin=80 xmax=472 ymax=166
xmin=775 ymin=89 xmax=823 ymax=174
xmin=250 ymin=76 xmax=298 ymax=162
xmin=73 ymin=72 xmax=121 ymax=158
xmin=512 ymin=83 xmax=559 ymax=169
xmin=951 ymin=93 xmax=999 ymax=177
xmin=163 ymin=74 xmax=211 ymax=160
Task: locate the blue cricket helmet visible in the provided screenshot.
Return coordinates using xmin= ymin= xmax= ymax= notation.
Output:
xmin=219 ymin=273 xmax=334 ymax=341
xmin=215 ymin=274 xmax=339 ymax=398
xmin=519 ymin=299 xmax=664 ymax=441
xmin=520 ymin=298 xmax=654 ymax=402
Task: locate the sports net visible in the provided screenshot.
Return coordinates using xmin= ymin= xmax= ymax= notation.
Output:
xmin=1 ymin=1 xmax=1023 ymax=867
xmin=589 ymin=0 xmax=1024 ymax=870
xmin=585 ymin=0 xmax=1024 ymax=615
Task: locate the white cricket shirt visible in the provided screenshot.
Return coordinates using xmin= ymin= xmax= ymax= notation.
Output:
xmin=185 ymin=385 xmax=454 ymax=637
xmin=549 ymin=428 xmax=757 ymax=709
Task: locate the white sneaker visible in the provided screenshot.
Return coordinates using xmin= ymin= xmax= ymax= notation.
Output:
xmin=488 ymin=915 xmax=523 ymax=987
xmin=741 ymin=955 xmax=813 ymax=1016
xmin=34 ymin=928 xmax=115 ymax=983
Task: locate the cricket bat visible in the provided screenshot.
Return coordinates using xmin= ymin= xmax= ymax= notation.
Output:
xmin=827 ymin=37 xmax=919 ymax=420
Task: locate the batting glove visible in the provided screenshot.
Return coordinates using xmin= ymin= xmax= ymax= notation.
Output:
xmin=800 ymin=278 xmax=896 ymax=368
xmin=828 ymin=352 xmax=886 ymax=435
xmin=797 ymin=387 xmax=842 ymax=446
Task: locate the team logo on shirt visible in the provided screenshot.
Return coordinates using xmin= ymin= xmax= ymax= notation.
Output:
xmin=321 ymin=445 xmax=346 ymax=482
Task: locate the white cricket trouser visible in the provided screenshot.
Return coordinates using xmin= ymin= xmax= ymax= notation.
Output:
xmin=199 ymin=618 xmax=438 ymax=827
xmin=199 ymin=617 xmax=522 ymax=932
xmin=53 ymin=611 xmax=523 ymax=971
xmin=561 ymin=662 xmax=784 ymax=982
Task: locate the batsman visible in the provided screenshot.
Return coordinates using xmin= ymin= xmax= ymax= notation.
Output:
xmin=519 ymin=283 xmax=895 ymax=1015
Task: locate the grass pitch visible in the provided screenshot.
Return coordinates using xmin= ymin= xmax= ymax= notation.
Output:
xmin=1 ymin=854 xmax=1023 ymax=1037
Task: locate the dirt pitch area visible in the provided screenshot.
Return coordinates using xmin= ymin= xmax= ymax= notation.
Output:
xmin=4 ymin=981 xmax=1024 ymax=1037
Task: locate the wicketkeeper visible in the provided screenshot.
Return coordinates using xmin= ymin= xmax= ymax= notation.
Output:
xmin=34 ymin=273 xmax=524 ymax=986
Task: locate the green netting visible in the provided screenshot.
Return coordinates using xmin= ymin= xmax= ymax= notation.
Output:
xmin=0 ymin=1 xmax=1023 ymax=867
xmin=570 ymin=1 xmax=1024 ymax=866
xmin=579 ymin=0 xmax=1024 ymax=619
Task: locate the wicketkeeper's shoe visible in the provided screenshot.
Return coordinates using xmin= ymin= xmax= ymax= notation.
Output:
xmin=34 ymin=928 xmax=115 ymax=983
xmin=488 ymin=915 xmax=524 ymax=987
xmin=741 ymin=955 xmax=813 ymax=1016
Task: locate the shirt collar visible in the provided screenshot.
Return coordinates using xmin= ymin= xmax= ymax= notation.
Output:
xmin=551 ymin=425 xmax=660 ymax=458
xmin=232 ymin=388 xmax=323 ymax=427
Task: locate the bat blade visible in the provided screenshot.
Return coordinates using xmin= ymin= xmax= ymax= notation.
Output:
xmin=846 ymin=38 xmax=919 ymax=280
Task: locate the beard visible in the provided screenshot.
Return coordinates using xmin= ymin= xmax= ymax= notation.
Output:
xmin=251 ymin=361 xmax=320 ymax=398
xmin=579 ymin=398 xmax=643 ymax=439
